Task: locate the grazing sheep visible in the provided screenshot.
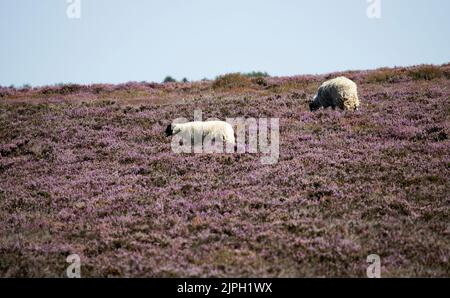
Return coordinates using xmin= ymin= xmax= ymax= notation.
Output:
xmin=309 ymin=76 xmax=360 ymax=111
xmin=165 ymin=121 xmax=236 ymax=145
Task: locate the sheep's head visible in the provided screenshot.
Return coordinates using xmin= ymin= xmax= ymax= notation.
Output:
xmin=309 ymin=95 xmax=321 ymax=111
xmin=165 ymin=124 xmax=173 ymax=136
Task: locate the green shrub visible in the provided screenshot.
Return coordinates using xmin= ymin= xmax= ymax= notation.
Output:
xmin=163 ymin=76 xmax=177 ymax=83
xmin=252 ymin=76 xmax=268 ymax=87
xmin=444 ymin=69 xmax=450 ymax=79
xmin=366 ymin=68 xmax=399 ymax=83
xmin=243 ymin=71 xmax=270 ymax=78
xmin=59 ymin=83 xmax=82 ymax=95
xmin=409 ymin=65 xmax=443 ymax=81
xmin=20 ymin=84 xmax=32 ymax=91
xmin=212 ymin=73 xmax=252 ymax=90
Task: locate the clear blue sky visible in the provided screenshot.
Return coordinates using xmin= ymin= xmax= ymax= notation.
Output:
xmin=1 ymin=0 xmax=449 ymax=86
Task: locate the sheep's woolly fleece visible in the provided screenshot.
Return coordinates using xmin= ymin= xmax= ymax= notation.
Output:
xmin=310 ymin=76 xmax=360 ymax=111
xmin=170 ymin=121 xmax=236 ymax=145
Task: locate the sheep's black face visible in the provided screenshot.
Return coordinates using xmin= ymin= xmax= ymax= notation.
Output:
xmin=309 ymin=101 xmax=320 ymax=111
xmin=165 ymin=124 xmax=173 ymax=136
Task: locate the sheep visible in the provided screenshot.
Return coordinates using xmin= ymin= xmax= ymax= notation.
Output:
xmin=309 ymin=76 xmax=360 ymax=111
xmin=165 ymin=121 xmax=236 ymax=151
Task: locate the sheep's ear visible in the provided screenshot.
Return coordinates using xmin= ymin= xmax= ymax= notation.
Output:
xmin=165 ymin=124 xmax=173 ymax=136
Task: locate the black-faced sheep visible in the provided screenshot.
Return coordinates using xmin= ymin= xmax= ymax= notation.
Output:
xmin=309 ymin=76 xmax=360 ymax=111
xmin=165 ymin=121 xmax=236 ymax=145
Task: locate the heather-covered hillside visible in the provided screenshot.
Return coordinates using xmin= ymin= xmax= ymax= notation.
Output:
xmin=0 ymin=65 xmax=449 ymax=277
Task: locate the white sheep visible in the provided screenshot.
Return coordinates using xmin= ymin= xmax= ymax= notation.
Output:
xmin=309 ymin=76 xmax=360 ymax=111
xmin=165 ymin=121 xmax=236 ymax=146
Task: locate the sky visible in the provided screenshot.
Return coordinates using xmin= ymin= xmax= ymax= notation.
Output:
xmin=0 ymin=0 xmax=449 ymax=86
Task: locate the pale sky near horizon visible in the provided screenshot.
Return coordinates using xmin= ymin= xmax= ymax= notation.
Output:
xmin=1 ymin=0 xmax=449 ymax=86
